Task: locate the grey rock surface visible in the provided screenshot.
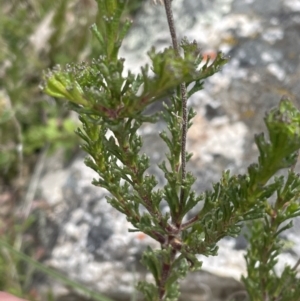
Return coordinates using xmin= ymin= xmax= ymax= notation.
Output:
xmin=37 ymin=0 xmax=300 ymax=300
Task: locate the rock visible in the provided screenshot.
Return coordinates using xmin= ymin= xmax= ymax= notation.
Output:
xmin=180 ymin=270 xmax=245 ymax=301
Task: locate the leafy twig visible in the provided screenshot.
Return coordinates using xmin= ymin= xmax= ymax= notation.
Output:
xmin=163 ymin=0 xmax=189 ymax=221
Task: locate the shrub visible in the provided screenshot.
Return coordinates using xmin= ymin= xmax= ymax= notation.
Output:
xmin=42 ymin=1 xmax=300 ymax=300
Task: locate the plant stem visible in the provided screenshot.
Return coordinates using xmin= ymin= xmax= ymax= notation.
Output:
xmin=158 ymin=248 xmax=177 ymax=300
xmin=163 ymin=0 xmax=188 ymax=222
xmin=163 ymin=0 xmax=179 ymax=53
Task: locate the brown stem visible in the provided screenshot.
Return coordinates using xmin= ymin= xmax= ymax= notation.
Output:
xmin=163 ymin=0 xmax=188 ymax=220
xmin=158 ymin=248 xmax=177 ymax=299
xmin=153 ymin=2 xmax=189 ymax=300
xmin=181 ymin=215 xmax=199 ymax=230
xmin=163 ymin=0 xmax=179 ymax=55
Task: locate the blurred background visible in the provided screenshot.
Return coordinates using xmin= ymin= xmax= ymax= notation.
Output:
xmin=0 ymin=1 xmax=142 ymax=300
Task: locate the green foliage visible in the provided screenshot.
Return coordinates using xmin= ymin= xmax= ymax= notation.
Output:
xmin=42 ymin=1 xmax=300 ymax=301
xmin=0 ymin=215 xmax=36 ymax=300
xmin=243 ymin=168 xmax=300 ymax=301
xmin=0 ymin=0 xmax=101 ymax=183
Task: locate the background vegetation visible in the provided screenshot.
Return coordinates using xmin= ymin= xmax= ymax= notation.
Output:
xmin=0 ymin=0 xmax=140 ymax=299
